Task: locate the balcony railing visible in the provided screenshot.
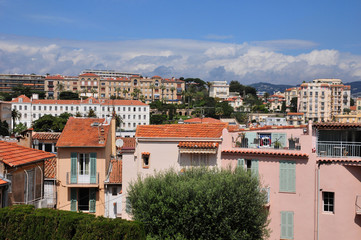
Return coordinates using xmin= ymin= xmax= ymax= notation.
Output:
xmin=262 ymin=187 xmax=270 ymax=204
xmin=317 ymin=141 xmax=361 ymax=158
xmin=66 ymin=172 xmax=99 ymax=185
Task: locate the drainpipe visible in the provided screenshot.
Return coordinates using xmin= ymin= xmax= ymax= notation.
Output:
xmin=36 ymin=163 xmax=43 ymax=200
xmin=316 ymin=162 xmax=321 ymax=240
xmin=23 ymin=169 xmax=29 ymax=204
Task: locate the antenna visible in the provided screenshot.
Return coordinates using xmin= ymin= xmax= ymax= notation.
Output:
xmin=115 ymin=139 xmax=124 ymax=148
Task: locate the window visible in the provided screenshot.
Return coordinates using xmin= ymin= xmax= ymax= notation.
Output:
xmin=323 ymin=192 xmax=334 ymax=213
xmin=126 ymin=197 xmax=131 ymax=213
xmin=33 ymin=106 xmax=36 ymax=110
xmin=38 ymin=106 xmax=41 ymax=110
xmin=142 ymin=153 xmax=150 ymax=168
xmin=79 ymin=153 xmax=90 ymax=175
xmin=112 ymin=187 xmax=118 ymax=196
xmin=279 ymin=161 xmax=296 ymax=192
xmin=281 ymin=211 xmax=294 ymax=239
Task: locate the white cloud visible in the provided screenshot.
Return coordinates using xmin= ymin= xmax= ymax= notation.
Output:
xmin=0 ymin=35 xmax=361 ymax=84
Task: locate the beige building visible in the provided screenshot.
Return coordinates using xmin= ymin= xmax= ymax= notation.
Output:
xmin=45 ymin=74 xmax=185 ymax=103
xmin=56 ymin=117 xmax=116 ymax=216
xmin=286 ymin=112 xmax=305 ymax=126
xmin=356 ymin=97 xmax=361 ymax=114
xmin=209 ymin=81 xmax=230 ymax=99
xmin=284 ymin=87 xmax=299 ymax=107
xmin=0 ymin=101 xmax=12 ymax=129
xmin=298 ymin=79 xmax=351 ymax=122
xmin=334 ymin=113 xmax=361 ymax=123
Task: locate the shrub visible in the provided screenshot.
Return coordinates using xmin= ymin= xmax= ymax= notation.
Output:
xmin=0 ymin=205 xmax=145 ymax=240
xmin=128 ymin=167 xmax=269 ymax=240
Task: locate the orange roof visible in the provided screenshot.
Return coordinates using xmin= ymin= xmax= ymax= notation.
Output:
xmin=317 ymin=157 xmax=361 ymax=163
xmin=287 ymin=112 xmax=304 ymax=116
xmin=33 ymin=132 xmax=61 ymax=140
xmin=141 ymin=152 xmax=150 ymax=155
xmin=44 ymin=157 xmax=56 ymax=179
xmin=100 ymin=99 xmax=147 ymax=106
xmin=79 ymin=73 xmax=99 ymax=77
xmin=0 ymin=178 xmax=9 ymax=186
xmin=184 ymin=117 xmax=221 ymax=124
xmin=222 ymin=149 xmax=308 ymax=158
xmin=313 ymin=122 xmax=361 ymax=129
xmin=152 ymin=75 xmax=162 ymax=78
xmin=57 ymin=117 xmax=110 ymax=147
xmin=136 ymin=123 xmax=227 ymax=138
xmin=350 ymin=106 xmax=356 ymax=111
xmin=0 ymin=141 xmax=55 ymax=167
xmin=345 ymin=85 xmax=351 ymax=90
xmin=117 ymin=137 xmax=135 ymax=151
xmin=11 ymin=95 xmax=31 ymax=103
xmin=108 ymin=160 xmax=122 ymax=184
xmin=178 ymin=141 xmax=219 ymax=149
xmin=46 ymin=75 xmax=64 ymax=80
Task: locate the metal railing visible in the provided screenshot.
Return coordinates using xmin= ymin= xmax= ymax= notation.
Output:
xmin=317 ymin=141 xmax=361 ymax=158
xmin=262 ymin=187 xmax=270 ymax=204
xmin=66 ymin=172 xmax=99 ymax=184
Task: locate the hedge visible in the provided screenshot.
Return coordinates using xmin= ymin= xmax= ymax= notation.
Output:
xmin=0 ymin=205 xmax=145 ymax=240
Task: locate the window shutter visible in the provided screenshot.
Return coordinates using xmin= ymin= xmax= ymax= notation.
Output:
xmin=272 ymin=132 xmax=286 ymax=148
xmin=287 ymin=211 xmax=294 ymax=239
xmin=70 ymin=188 xmax=77 ymax=211
xmin=288 ymin=162 xmax=296 ymax=192
xmin=70 ymin=152 xmax=77 ymax=184
xmin=237 ymin=158 xmax=245 ymax=168
xmin=281 ymin=211 xmax=287 ymax=238
xmin=281 ymin=211 xmax=294 ymax=239
xmin=89 ymin=188 xmax=96 ymax=213
xmin=280 ymin=161 xmax=296 ymax=192
xmin=251 ymin=160 xmax=259 ymax=176
xmin=90 ymin=153 xmax=97 ymax=184
xmin=245 ymin=132 xmax=258 ymax=148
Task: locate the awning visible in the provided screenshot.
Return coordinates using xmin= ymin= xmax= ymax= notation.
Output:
xmin=178 ymin=141 xmax=219 ymax=154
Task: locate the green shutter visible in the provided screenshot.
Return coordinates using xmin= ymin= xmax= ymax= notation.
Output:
xmin=251 ymin=160 xmax=259 ymax=177
xmin=281 ymin=211 xmax=294 ymax=239
xmin=280 ymin=161 xmax=296 ymax=192
xmin=245 ymin=132 xmax=258 ymax=148
xmin=89 ymin=188 xmax=96 ymax=213
xmin=70 ymin=188 xmax=77 ymax=211
xmin=237 ymin=158 xmax=245 ymax=168
xmin=71 ymin=152 xmax=77 ymax=184
xmin=90 ymin=153 xmax=97 ymax=184
xmin=272 ymin=132 xmax=286 ymax=148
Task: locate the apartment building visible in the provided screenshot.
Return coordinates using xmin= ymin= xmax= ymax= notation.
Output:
xmin=284 ymin=87 xmax=299 ymax=107
xmin=44 ymin=74 xmax=185 ymax=103
xmin=56 ymin=117 xmax=117 ymax=216
xmin=286 ymin=112 xmax=305 ymax=126
xmin=267 ymin=94 xmax=285 ymax=112
xmin=10 ymin=95 xmax=150 ymax=131
xmin=0 ymin=101 xmax=12 ymax=128
xmin=298 ymin=79 xmax=351 ymax=122
xmin=80 ymin=69 xmax=140 ymax=79
xmin=0 ymin=74 xmax=45 ymax=93
xmin=209 ymin=81 xmax=230 ymax=99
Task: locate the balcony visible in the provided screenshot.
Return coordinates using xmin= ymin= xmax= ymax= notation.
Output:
xmin=66 ymin=172 xmax=99 ymax=185
xmin=262 ymin=187 xmax=270 ymax=205
xmin=317 ymin=141 xmax=361 ymax=158
xmin=356 ymin=196 xmax=361 ymax=215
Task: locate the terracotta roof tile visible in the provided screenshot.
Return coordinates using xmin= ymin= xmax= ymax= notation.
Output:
xmin=33 ymin=132 xmax=61 ymax=140
xmin=108 ymin=160 xmax=122 ymax=184
xmin=136 ymin=123 xmax=227 ymax=138
xmin=313 ymin=122 xmax=361 ymax=129
xmin=117 ymin=137 xmax=135 ymax=151
xmin=0 ymin=178 xmax=9 ymax=186
xmin=0 ymin=141 xmax=55 ymax=167
xmin=100 ymin=99 xmax=147 ymax=106
xmin=57 ymin=117 xmax=110 ymax=147
xmin=141 ymin=152 xmax=150 ymax=155
xmin=44 ymin=157 xmax=57 ymax=179
xmin=317 ymin=158 xmax=361 ymax=163
xmin=11 ymin=95 xmax=31 ymax=103
xmin=350 ymin=106 xmax=356 ymax=111
xmin=79 ymin=73 xmax=99 ymax=77
xmin=222 ymin=149 xmax=308 ymax=158
xmin=287 ymin=112 xmax=304 ymax=116
xmin=184 ymin=117 xmax=221 ymax=124
xmin=178 ymin=141 xmax=219 ymax=149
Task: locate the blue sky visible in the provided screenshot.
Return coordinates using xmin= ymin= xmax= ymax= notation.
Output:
xmin=0 ymin=0 xmax=361 ymax=84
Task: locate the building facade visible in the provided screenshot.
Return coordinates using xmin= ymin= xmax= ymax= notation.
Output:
xmin=209 ymin=81 xmax=230 ymax=99
xmin=44 ymin=74 xmax=185 ymax=103
xmin=10 ymin=95 xmax=150 ymax=131
xmin=298 ymin=79 xmax=351 ymax=122
xmin=0 ymin=74 xmax=45 ymax=93
xmin=286 ymin=112 xmax=305 ymax=126
xmin=284 ymin=87 xmax=299 ymax=107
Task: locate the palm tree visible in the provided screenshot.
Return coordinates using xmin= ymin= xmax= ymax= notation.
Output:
xmin=122 ymin=89 xmax=129 ymax=99
xmin=90 ymin=88 xmax=98 ymax=98
xmin=160 ymin=85 xmax=166 ymax=102
xmin=55 ymin=82 xmax=65 ymax=99
xmin=131 ymin=92 xmax=137 ymax=100
xmin=133 ymin=88 xmax=141 ymax=100
xmin=206 ymin=81 xmax=213 ymax=96
xmin=115 ymin=87 xmax=121 ymax=98
xmin=139 ymin=95 xmax=145 ymax=102
xmin=149 ymin=84 xmax=155 ymax=102
xmin=81 ymin=88 xmax=88 ymax=97
xmin=215 ymin=107 xmax=224 ymax=119
xmin=11 ymin=109 xmax=21 ymax=133
xmin=170 ymin=87 xmax=176 ymax=103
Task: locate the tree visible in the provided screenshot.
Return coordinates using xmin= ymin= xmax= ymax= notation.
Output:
xmin=90 ymin=88 xmax=98 ymax=98
xmin=13 ymin=122 xmax=27 ymax=134
xmin=87 ymin=109 xmax=97 ymax=118
xmin=55 ymin=83 xmax=65 ymax=99
xmin=170 ymin=87 xmax=176 ymax=103
xmin=160 ymin=85 xmax=166 ymax=102
xmin=149 ymin=84 xmax=155 ymax=102
xmin=11 ymin=109 xmax=21 ymax=133
xmin=150 ymin=114 xmax=167 ymax=124
xmin=59 ymin=91 xmax=80 ymax=100
xmin=128 ymin=167 xmax=269 ymax=239
xmin=0 ymin=121 xmax=9 ymax=136
xmin=290 ymin=97 xmax=298 ymax=112
xmin=32 ymin=113 xmax=72 ymax=132
xmin=351 ymin=98 xmax=355 ymax=106
xmin=122 ymin=89 xmax=129 ymax=99
xmin=281 ymin=101 xmax=286 ymax=113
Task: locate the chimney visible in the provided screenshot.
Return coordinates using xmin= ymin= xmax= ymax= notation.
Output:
xmin=111 ymin=112 xmax=116 ymax=156
xmin=99 ymin=126 xmax=105 ymax=144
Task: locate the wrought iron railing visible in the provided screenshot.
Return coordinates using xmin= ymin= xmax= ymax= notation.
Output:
xmin=66 ymin=172 xmax=99 ymax=184
xmin=317 ymin=141 xmax=361 ymax=158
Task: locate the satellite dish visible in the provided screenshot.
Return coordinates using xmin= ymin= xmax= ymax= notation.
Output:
xmin=115 ymin=139 xmax=124 ymax=148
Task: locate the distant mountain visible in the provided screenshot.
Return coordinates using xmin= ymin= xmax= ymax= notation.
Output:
xmin=347 ymin=81 xmax=361 ymax=97
xmin=249 ymin=82 xmax=295 ymax=95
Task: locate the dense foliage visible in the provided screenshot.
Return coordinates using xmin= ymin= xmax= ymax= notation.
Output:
xmin=0 ymin=120 xmax=9 ymax=136
xmin=0 ymin=84 xmax=46 ymax=101
xmin=128 ymin=167 xmax=269 ymax=240
xmin=32 ymin=112 xmax=72 ymax=132
xmin=0 ymin=205 xmax=145 ymax=240
xmin=59 ymin=91 xmax=80 ymax=100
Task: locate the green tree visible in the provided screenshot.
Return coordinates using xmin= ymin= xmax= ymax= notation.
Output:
xmin=13 ymin=122 xmax=27 ymax=134
xmin=281 ymin=101 xmax=286 ymax=113
xmin=32 ymin=113 xmax=72 ymax=132
xmin=59 ymin=91 xmax=80 ymax=100
xmin=290 ymin=97 xmax=298 ymax=112
xmin=11 ymin=109 xmax=21 ymax=133
xmin=128 ymin=167 xmax=269 ymax=240
xmin=149 ymin=84 xmax=155 ymax=102
xmin=122 ymin=89 xmax=129 ymax=99
xmin=0 ymin=121 xmax=9 ymax=136
xmin=170 ymin=86 xmax=176 ymax=102
xmin=160 ymin=85 xmax=166 ymax=102
xmin=351 ymin=98 xmax=355 ymax=106
xmin=87 ymin=109 xmax=97 ymax=118
xmin=150 ymin=114 xmax=167 ymax=124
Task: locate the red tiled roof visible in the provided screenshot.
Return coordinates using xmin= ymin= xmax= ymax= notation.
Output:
xmin=0 ymin=178 xmax=9 ymax=186
xmin=79 ymin=73 xmax=99 ymax=77
xmin=11 ymin=95 xmax=31 ymax=103
xmin=184 ymin=117 xmax=221 ymax=124
xmin=33 ymin=132 xmax=61 ymax=140
xmin=0 ymin=141 xmax=55 ymax=167
xmin=178 ymin=141 xmax=219 ymax=149
xmin=136 ymin=123 xmax=227 ymax=138
xmin=345 ymin=85 xmax=351 ymax=89
xmin=222 ymin=149 xmax=309 ymax=158
xmin=116 ymin=137 xmax=135 ymax=151
xmin=44 ymin=157 xmax=56 ymax=179
xmin=287 ymin=112 xmax=304 ymax=116
xmin=108 ymin=160 xmax=122 ymax=184
xmin=350 ymin=106 xmax=356 ymax=111
xmin=152 ymin=75 xmax=162 ymax=78
xmin=313 ymin=122 xmax=361 ymax=129
xmin=141 ymin=152 xmax=150 ymax=155
xmin=46 ymin=75 xmax=64 ymax=80
xmin=317 ymin=158 xmax=361 ymax=163
xmin=100 ymin=99 xmax=147 ymax=106
xmin=57 ymin=117 xmax=110 ymax=147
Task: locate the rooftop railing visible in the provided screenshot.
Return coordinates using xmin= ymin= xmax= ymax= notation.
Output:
xmin=317 ymin=141 xmax=361 ymax=158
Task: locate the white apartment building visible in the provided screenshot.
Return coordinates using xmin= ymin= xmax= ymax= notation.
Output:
xmin=209 ymin=81 xmax=229 ymax=99
xmin=10 ymin=95 xmax=150 ymax=131
xmin=298 ymin=79 xmax=351 ymax=122
xmin=284 ymin=87 xmax=299 ymax=107
xmin=80 ymin=69 xmax=140 ymax=79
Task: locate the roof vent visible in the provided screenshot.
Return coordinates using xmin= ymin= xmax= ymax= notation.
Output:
xmin=91 ymin=122 xmax=100 ymax=126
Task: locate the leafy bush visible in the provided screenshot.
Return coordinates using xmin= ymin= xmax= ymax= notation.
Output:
xmin=0 ymin=205 xmax=145 ymax=240
xmin=128 ymin=167 xmax=269 ymax=240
